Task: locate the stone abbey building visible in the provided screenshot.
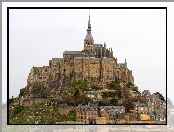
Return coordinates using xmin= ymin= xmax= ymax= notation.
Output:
xmin=27 ymin=13 xmax=134 ymax=89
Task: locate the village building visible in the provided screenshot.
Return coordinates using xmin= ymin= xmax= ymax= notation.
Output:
xmin=76 ymin=103 xmax=99 ymax=124
xmin=133 ymin=102 xmax=149 ymax=115
xmin=84 ymin=91 xmax=102 ymax=100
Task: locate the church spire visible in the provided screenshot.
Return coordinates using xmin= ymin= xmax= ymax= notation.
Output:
xmin=85 ymin=9 xmax=93 ymax=40
xmin=88 ymin=9 xmax=91 ymax=29
xmin=87 ymin=9 xmax=91 ymax=31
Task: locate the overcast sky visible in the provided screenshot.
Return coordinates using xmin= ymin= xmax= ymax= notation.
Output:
xmin=8 ymin=9 xmax=166 ymax=102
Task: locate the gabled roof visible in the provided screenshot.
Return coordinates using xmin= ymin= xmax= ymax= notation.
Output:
xmin=77 ymin=104 xmax=98 ymax=111
xmin=99 ymin=106 xmax=125 ymax=110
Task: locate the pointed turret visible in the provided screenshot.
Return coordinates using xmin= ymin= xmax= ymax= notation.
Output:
xmin=125 ymin=59 xmax=127 ymax=67
xmin=83 ymin=9 xmax=95 ymax=57
xmin=85 ymin=9 xmax=93 ymax=40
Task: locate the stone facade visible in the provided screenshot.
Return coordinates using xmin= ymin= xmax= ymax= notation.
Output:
xmin=133 ymin=102 xmax=149 ymax=114
xmin=99 ymin=106 xmax=125 ymax=119
xmin=76 ymin=104 xmax=98 ymax=124
xmin=76 ymin=104 xmax=125 ymax=124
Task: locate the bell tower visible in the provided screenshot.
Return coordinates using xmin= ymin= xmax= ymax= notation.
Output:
xmin=83 ymin=9 xmax=95 ymax=57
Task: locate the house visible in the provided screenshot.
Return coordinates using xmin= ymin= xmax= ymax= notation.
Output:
xmin=76 ymin=103 xmax=99 ymax=124
xmin=95 ymin=117 xmax=107 ymax=124
xmin=85 ymin=91 xmax=102 ymax=100
xmin=149 ymin=94 xmax=161 ymax=110
xmin=133 ymin=102 xmax=149 ymax=114
xmin=142 ymin=90 xmax=151 ymax=97
xmin=99 ymin=106 xmax=125 ymax=122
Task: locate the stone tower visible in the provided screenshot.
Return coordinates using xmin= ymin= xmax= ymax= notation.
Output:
xmin=82 ymin=10 xmax=95 ymax=57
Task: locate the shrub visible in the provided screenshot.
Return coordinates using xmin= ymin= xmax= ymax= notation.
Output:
xmin=66 ymin=110 xmax=76 ymax=121
xmin=19 ymin=88 xmax=25 ymax=96
xmin=11 ymin=105 xmax=25 ymax=118
xmin=132 ymin=87 xmax=138 ymax=92
xmin=33 ymin=84 xmax=50 ymax=98
xmin=108 ymin=81 xmax=121 ymax=90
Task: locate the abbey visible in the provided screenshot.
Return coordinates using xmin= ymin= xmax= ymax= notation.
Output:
xmin=27 ymin=13 xmax=134 ymax=89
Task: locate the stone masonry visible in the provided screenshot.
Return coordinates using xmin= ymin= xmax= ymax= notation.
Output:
xmin=27 ymin=12 xmax=134 ymax=90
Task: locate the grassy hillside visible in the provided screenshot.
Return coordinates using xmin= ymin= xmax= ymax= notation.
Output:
xmin=10 ymin=99 xmax=76 ymax=124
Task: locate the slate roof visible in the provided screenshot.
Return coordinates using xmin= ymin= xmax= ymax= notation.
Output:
xmin=85 ymin=34 xmax=93 ymax=40
xmin=77 ymin=104 xmax=98 ymax=111
xmin=52 ymin=58 xmax=63 ymax=60
xmin=117 ymin=63 xmax=125 ymax=67
xmin=89 ymin=103 xmax=99 ymax=108
xmin=149 ymin=94 xmax=160 ymax=100
xmin=133 ymin=102 xmax=146 ymax=107
xmin=63 ymin=51 xmax=82 ymax=55
xmin=85 ymin=91 xmax=102 ymax=94
xmin=94 ymin=44 xmax=103 ymax=48
xmin=99 ymin=106 xmax=125 ymax=110
xmin=142 ymin=90 xmax=150 ymax=94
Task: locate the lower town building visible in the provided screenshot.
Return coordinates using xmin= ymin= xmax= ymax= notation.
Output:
xmin=76 ymin=104 xmax=98 ymax=124
xmin=76 ymin=104 xmax=125 ymax=124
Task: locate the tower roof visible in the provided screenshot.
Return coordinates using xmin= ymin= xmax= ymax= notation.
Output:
xmin=85 ymin=9 xmax=93 ymax=40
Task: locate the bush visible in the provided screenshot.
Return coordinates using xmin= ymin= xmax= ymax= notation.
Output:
xmin=19 ymin=88 xmax=25 ymax=96
xmin=127 ymin=82 xmax=133 ymax=88
xmin=108 ymin=81 xmax=121 ymax=90
xmin=132 ymin=87 xmax=138 ymax=92
xmin=91 ymin=85 xmax=101 ymax=91
xmin=11 ymin=105 xmax=25 ymax=118
xmin=110 ymin=98 xmax=118 ymax=105
xmin=9 ymin=98 xmax=14 ymax=105
xmin=66 ymin=110 xmax=76 ymax=121
xmin=33 ymin=84 xmax=50 ymax=98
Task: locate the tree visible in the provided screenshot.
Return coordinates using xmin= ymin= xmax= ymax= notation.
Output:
xmin=126 ymin=82 xmax=133 ymax=88
xmin=91 ymin=85 xmax=101 ymax=91
xmin=70 ymin=87 xmax=80 ymax=106
xmin=153 ymin=92 xmax=165 ymax=102
xmin=122 ymin=98 xmax=134 ymax=113
xmin=132 ymin=87 xmax=138 ymax=92
xmin=71 ymin=80 xmax=87 ymax=91
xmin=110 ymin=98 xmax=118 ymax=106
xmin=108 ymin=81 xmax=120 ymax=90
xmin=19 ymin=88 xmax=25 ymax=97
xmin=32 ymin=83 xmax=50 ymax=98
xmin=66 ymin=110 xmax=76 ymax=121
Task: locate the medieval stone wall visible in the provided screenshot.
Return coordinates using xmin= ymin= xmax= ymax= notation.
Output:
xmin=27 ymin=56 xmax=134 ymax=90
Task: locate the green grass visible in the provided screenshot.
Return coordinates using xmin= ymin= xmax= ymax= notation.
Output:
xmin=10 ymin=98 xmax=77 ymax=124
